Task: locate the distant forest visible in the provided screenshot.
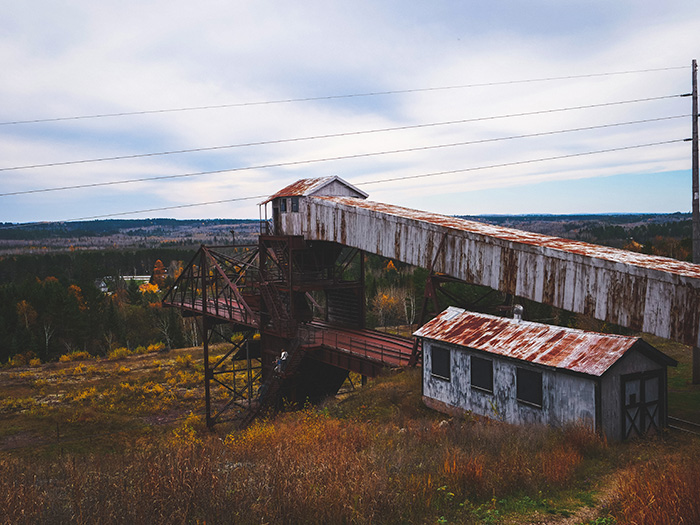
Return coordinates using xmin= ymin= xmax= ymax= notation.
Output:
xmin=0 ymin=247 xmax=197 ymax=364
xmin=461 ymin=213 xmax=692 ymax=261
xmin=0 ymin=214 xmax=693 ymax=363
xmin=0 ymin=218 xmax=257 ymax=240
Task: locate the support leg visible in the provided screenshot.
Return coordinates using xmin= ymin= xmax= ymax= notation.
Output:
xmin=201 ymin=318 xmax=213 ymax=429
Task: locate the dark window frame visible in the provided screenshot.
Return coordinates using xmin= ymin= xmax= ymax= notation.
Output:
xmin=291 ymin=197 xmax=300 ymax=212
xmin=470 ymin=355 xmax=493 ymax=393
xmin=516 ymin=367 xmax=543 ymax=408
xmin=279 ymin=198 xmax=287 ymax=213
xmin=431 ymin=346 xmax=451 ymax=381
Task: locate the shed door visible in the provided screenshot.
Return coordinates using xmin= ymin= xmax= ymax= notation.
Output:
xmin=621 ymin=371 xmax=662 ymax=439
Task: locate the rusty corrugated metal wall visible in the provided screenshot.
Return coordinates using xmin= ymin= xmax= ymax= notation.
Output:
xmin=277 ymin=195 xmax=700 ymax=348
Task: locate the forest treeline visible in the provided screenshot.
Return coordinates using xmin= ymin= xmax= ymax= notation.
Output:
xmin=0 ymin=248 xmax=198 ymax=364
xmin=575 ymin=218 xmax=692 ymax=260
xmin=0 ymin=218 xmax=256 ymax=240
xmin=1 ymin=213 xmax=689 ymax=364
xmin=0 ymin=247 xmax=563 ymax=365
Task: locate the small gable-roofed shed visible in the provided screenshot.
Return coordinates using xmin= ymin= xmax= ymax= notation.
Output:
xmin=415 ymin=307 xmax=677 ymax=440
xmin=260 ymin=176 xmax=368 ymax=235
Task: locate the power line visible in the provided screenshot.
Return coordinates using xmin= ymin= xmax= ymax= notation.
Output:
xmin=67 ymin=195 xmax=269 ymax=222
xmin=355 ymin=139 xmax=686 ymax=186
xmin=0 ymin=195 xmax=267 ymax=229
xmin=0 ymin=66 xmax=687 ymax=127
xmin=1 ymin=139 xmax=685 ymax=226
xmin=1 ymin=115 xmax=688 ymax=197
xmin=0 ymin=94 xmax=686 ymax=173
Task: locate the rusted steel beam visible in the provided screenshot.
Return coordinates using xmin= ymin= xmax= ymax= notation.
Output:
xmin=280 ymin=196 xmax=700 ymax=348
xmin=309 ymin=346 xmax=386 ymax=377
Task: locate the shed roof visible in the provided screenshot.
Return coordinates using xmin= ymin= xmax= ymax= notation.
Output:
xmin=260 ymin=176 xmax=368 ymax=204
xmin=414 ymin=307 xmax=676 ymax=376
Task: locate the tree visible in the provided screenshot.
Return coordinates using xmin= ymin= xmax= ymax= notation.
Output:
xmin=182 ymin=317 xmax=200 ymax=347
xmin=126 ymin=280 xmax=142 ymax=304
xmin=152 ymin=259 xmax=166 ymax=287
xmin=403 ymin=291 xmax=417 ymax=327
xmin=42 ymin=320 xmax=55 ymax=359
xmin=153 ymin=305 xmax=183 ymax=349
xmin=371 ymin=288 xmax=402 ymax=328
xmin=139 ymin=282 xmax=159 ymax=295
xmin=67 ymin=285 xmax=87 ymax=311
xmin=16 ymin=300 xmax=37 ymax=330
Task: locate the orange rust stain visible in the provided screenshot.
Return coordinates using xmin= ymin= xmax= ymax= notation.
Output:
xmin=414 ymin=307 xmax=641 ymax=377
xmin=314 ymin=195 xmax=700 ymax=280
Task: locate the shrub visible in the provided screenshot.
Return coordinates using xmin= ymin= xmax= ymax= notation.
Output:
xmin=171 ymin=412 xmax=204 ymax=446
xmin=10 ymin=352 xmax=36 ymax=367
xmin=147 ymin=342 xmax=166 ymax=353
xmin=59 ymin=350 xmax=92 ymax=362
xmin=175 ymin=354 xmax=193 ymax=369
xmin=108 ymin=347 xmax=132 ymax=360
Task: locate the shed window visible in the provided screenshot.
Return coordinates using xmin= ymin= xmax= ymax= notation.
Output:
xmin=291 ymin=197 xmax=299 ymax=212
xmin=471 ymin=355 xmax=493 ymax=393
xmin=280 ymin=198 xmax=287 ymax=213
xmin=431 ymin=346 xmax=451 ymax=381
xmin=516 ymin=368 xmax=542 ymax=407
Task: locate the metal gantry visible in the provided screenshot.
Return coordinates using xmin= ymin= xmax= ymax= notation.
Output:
xmin=163 ymin=237 xmax=413 ymax=428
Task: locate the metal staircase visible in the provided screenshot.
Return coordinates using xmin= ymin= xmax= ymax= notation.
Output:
xmin=259 ymin=282 xmax=296 ymax=336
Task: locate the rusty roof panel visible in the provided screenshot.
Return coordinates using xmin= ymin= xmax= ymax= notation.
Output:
xmin=414 ymin=307 xmax=641 ymax=376
xmin=261 ymin=177 xmax=332 ymax=204
xmin=261 ymin=176 xmax=368 ymax=204
xmin=314 ymin=196 xmax=700 ymax=280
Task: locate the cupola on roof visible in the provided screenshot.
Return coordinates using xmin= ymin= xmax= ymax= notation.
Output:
xmin=260 ymin=176 xmax=368 ymax=205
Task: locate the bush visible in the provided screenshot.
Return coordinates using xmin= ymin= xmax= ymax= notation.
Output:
xmin=9 ymin=352 xmax=36 ymax=367
xmin=175 ymin=354 xmax=193 ymax=369
xmin=147 ymin=342 xmax=166 ymax=353
xmin=59 ymin=350 xmax=92 ymax=362
xmin=107 ymin=347 xmax=132 ymax=360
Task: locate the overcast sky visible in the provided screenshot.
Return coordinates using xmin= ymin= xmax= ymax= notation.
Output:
xmin=2 ymin=1 xmax=700 ymax=223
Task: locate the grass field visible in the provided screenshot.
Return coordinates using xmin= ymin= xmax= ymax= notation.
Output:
xmin=640 ymin=334 xmax=700 ymax=425
xmin=0 ymin=341 xmax=698 ymax=524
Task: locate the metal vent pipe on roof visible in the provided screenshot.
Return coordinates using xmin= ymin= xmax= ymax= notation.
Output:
xmin=513 ymin=304 xmax=524 ymax=322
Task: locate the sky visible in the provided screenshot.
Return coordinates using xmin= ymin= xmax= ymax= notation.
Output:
xmin=1 ymin=1 xmax=700 ymax=224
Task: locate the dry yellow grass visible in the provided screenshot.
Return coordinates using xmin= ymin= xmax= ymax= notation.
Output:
xmin=0 ymin=351 xmax=698 ymax=524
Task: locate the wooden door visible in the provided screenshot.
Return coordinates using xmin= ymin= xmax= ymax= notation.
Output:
xmin=622 ymin=370 xmax=662 ymax=439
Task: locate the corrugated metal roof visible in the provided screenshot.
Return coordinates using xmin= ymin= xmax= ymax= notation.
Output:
xmin=260 ymin=176 xmax=368 ymax=204
xmin=414 ymin=307 xmax=645 ymax=376
xmin=314 ymin=196 xmax=700 ymax=279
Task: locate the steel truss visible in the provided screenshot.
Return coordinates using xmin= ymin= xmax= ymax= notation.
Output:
xmin=164 ymin=237 xmax=380 ymax=428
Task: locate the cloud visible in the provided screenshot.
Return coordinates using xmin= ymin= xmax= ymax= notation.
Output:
xmin=1 ymin=1 xmax=699 ymax=222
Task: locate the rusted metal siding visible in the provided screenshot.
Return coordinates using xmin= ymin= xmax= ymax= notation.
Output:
xmin=279 ymin=195 xmax=700 ymax=348
xmin=422 ymin=340 xmax=597 ymax=428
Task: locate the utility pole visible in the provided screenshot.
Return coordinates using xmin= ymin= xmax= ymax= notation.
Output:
xmin=692 ymin=60 xmax=700 ymax=384
xmin=692 ymin=59 xmax=699 ymax=264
